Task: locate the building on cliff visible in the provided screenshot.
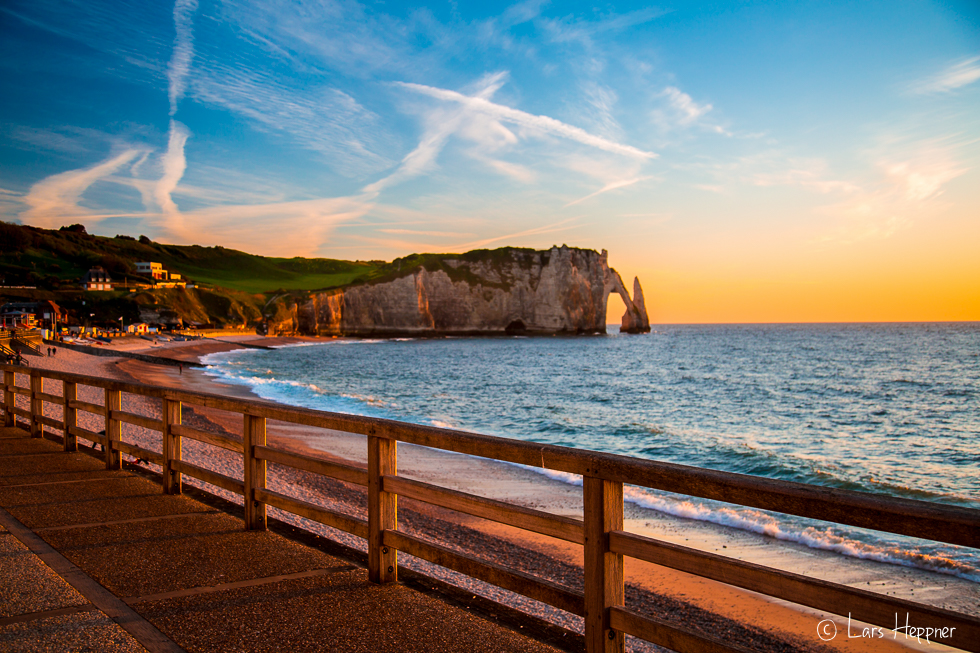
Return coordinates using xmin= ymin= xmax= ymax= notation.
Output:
xmin=265 ymin=246 xmax=650 ymax=337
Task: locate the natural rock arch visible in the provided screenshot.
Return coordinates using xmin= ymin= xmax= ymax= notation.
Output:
xmin=602 ymin=256 xmax=650 ymax=334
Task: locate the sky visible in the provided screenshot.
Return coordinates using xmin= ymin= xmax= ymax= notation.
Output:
xmin=1 ymin=0 xmax=978 ymax=323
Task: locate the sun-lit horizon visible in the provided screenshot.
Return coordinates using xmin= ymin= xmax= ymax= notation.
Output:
xmin=2 ymin=1 xmax=978 ymax=323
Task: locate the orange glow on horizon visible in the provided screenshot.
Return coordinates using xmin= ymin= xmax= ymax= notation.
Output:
xmin=605 ymin=212 xmax=980 ymax=324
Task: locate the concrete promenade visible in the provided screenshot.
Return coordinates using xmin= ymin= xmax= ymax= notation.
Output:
xmin=0 ymin=426 xmax=565 ymax=652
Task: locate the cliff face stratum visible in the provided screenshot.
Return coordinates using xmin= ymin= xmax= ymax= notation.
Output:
xmin=269 ymin=246 xmax=650 ymax=336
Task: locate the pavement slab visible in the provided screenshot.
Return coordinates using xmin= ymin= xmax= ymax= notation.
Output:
xmin=4 ymin=489 xmax=215 ymax=530
xmin=138 ymin=572 xmax=555 ymax=653
xmin=0 ymin=610 xmax=148 ymax=653
xmin=48 ymin=515 xmax=347 ymax=598
xmin=0 ymin=425 xmax=563 ymax=653
xmin=0 ymin=532 xmax=89 ymax=618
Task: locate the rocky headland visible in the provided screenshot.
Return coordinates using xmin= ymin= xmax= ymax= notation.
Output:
xmin=267 ymin=245 xmax=650 ymax=337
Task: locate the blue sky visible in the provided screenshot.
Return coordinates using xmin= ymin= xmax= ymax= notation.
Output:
xmin=1 ymin=1 xmax=978 ymax=321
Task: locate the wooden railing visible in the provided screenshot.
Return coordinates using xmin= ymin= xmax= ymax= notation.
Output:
xmin=2 ymin=363 xmax=978 ymax=653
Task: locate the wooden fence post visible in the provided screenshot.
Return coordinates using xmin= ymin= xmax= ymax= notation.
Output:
xmin=63 ymin=381 xmax=77 ymax=451
xmin=368 ymin=434 xmax=397 ymax=584
xmin=243 ymin=414 xmax=267 ymax=530
xmin=583 ymin=476 xmax=625 ymax=653
xmin=30 ymin=371 xmax=42 ymax=438
xmin=104 ymin=388 xmax=121 ymax=469
xmin=3 ymin=371 xmax=14 ymax=427
xmin=162 ymin=398 xmax=182 ymax=494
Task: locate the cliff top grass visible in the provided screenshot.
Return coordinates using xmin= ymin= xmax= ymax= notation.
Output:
xmin=0 ymin=221 xmax=378 ymax=294
xmin=356 ymin=245 xmax=600 ymax=290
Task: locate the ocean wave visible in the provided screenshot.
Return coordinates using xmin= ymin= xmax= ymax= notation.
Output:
xmin=266 ymin=339 xmax=387 ymax=350
xmin=203 ymin=368 xmax=327 ymax=396
xmin=668 ymin=431 xmax=980 ymax=508
xmin=527 ymin=465 xmax=979 ymax=581
xmin=200 ymin=349 xmax=260 ymax=366
xmin=339 ymin=393 xmax=391 ymax=408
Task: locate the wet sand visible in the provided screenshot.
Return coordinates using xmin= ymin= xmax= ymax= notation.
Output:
xmin=14 ymin=339 xmax=974 ymax=652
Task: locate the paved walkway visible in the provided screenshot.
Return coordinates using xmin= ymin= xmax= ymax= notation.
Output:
xmin=0 ymin=426 xmax=564 ymax=652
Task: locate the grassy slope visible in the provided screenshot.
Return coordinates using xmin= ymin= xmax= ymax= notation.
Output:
xmin=0 ymin=223 xmax=378 ymax=293
xmin=175 ymin=258 xmax=375 ymax=293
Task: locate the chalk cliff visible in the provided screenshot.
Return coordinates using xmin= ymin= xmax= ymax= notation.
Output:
xmin=268 ymin=246 xmax=649 ymax=337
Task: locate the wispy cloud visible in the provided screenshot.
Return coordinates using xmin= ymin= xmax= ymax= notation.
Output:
xmin=378 ymin=228 xmax=474 ymax=238
xmin=500 ymin=0 xmax=549 ymax=27
xmin=363 ymin=73 xmax=511 ymax=193
xmin=19 ymin=150 xmax=145 ymax=228
xmin=816 ymin=144 xmax=968 ymax=243
xmin=191 ymin=66 xmax=392 ymax=176
xmin=663 ymin=87 xmax=711 ymax=124
xmin=154 ymin=1 xmax=196 ymax=239
xmin=225 ymin=0 xmax=410 ymax=77
xmin=449 ymin=217 xmax=579 ymax=251
xmin=565 ymin=176 xmax=650 ymax=207
xmin=154 ymin=120 xmax=190 ymax=238
xmin=654 ymin=86 xmax=730 ymax=135
xmin=398 ymin=79 xmax=656 ymax=159
xmin=579 ymin=81 xmax=622 ymax=140
xmin=364 ymin=72 xmax=655 ymax=197
xmin=749 ymin=164 xmax=861 ymax=194
xmin=164 ymin=194 xmax=374 ymax=257
xmin=883 ymin=157 xmax=966 ymax=202
xmin=478 ymin=157 xmax=537 ymax=183
xmin=8 ymin=126 xmax=103 ymax=156
xmin=0 ymin=188 xmax=26 ymax=218
xmin=167 ymin=0 xmax=198 ymax=115
xmin=540 ymin=7 xmax=669 ymax=48
xmin=911 ymin=56 xmax=980 ymax=94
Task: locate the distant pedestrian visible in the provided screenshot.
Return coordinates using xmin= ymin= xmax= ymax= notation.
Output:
xmin=53 ymin=347 xmax=57 ymax=356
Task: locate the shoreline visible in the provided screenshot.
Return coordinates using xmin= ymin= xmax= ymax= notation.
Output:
xmin=17 ymin=338 xmax=973 ymax=652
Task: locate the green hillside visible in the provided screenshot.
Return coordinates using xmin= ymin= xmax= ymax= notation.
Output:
xmin=0 ymin=222 xmax=378 ymax=293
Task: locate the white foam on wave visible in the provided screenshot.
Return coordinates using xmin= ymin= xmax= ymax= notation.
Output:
xmin=200 ymin=349 xmax=258 ymax=366
xmin=528 ymin=465 xmax=979 ymax=582
xmin=203 ymin=367 xmax=327 ymax=401
xmin=340 ymin=392 xmax=391 ymax=409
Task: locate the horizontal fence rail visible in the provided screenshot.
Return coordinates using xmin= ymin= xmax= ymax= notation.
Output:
xmin=2 ymin=363 xmax=978 ymax=653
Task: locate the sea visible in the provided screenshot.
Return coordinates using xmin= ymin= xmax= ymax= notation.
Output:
xmin=201 ymin=323 xmax=980 ymax=584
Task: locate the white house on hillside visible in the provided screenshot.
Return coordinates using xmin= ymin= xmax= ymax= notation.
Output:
xmin=82 ymin=268 xmax=113 ymax=291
